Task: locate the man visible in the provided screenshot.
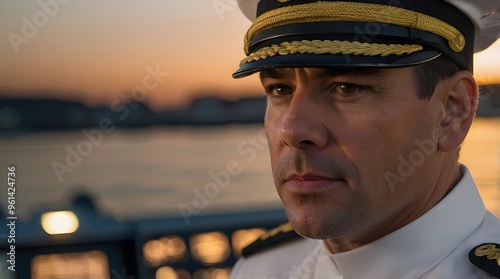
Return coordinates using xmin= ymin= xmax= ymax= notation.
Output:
xmin=230 ymin=0 xmax=500 ymax=278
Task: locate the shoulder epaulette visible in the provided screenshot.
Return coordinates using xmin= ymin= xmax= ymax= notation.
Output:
xmin=468 ymin=243 xmax=500 ymax=278
xmin=242 ymin=223 xmax=302 ymax=257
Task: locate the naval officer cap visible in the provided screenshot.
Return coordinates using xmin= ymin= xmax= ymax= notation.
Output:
xmin=233 ymin=0 xmax=500 ymax=78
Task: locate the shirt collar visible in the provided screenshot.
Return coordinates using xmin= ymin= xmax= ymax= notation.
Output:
xmin=318 ymin=165 xmax=486 ymax=278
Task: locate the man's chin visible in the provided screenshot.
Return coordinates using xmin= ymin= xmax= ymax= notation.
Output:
xmin=289 ymin=220 xmax=336 ymax=240
xmin=286 ymin=209 xmax=336 ymax=239
xmin=284 ymin=204 xmax=356 ymax=240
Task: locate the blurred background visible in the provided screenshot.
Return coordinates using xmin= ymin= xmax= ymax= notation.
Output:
xmin=0 ymin=1 xmax=499 ymax=279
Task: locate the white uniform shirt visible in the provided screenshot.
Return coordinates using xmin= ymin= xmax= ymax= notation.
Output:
xmin=230 ymin=166 xmax=500 ymax=279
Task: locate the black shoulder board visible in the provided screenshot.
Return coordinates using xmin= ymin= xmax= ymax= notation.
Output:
xmin=242 ymin=223 xmax=302 ymax=257
xmin=468 ymin=243 xmax=500 ymax=278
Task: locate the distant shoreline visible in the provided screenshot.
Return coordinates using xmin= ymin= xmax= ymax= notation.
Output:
xmin=1 ymin=84 xmax=499 ymax=134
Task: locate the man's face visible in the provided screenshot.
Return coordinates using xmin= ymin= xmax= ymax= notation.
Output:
xmin=262 ymin=67 xmax=445 ymax=242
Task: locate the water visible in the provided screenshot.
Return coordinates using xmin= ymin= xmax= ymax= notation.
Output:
xmin=1 ymin=118 xmax=499 ymax=221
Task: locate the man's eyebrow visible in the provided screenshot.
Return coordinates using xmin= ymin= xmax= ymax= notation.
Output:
xmin=316 ymin=68 xmax=387 ymax=80
xmin=259 ymin=68 xmax=387 ymax=80
xmin=259 ymin=69 xmax=289 ymax=79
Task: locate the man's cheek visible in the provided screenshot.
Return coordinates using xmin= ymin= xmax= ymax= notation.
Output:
xmin=342 ymin=135 xmax=384 ymax=183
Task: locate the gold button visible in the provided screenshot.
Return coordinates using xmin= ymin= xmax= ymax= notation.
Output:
xmin=449 ymin=34 xmax=465 ymax=52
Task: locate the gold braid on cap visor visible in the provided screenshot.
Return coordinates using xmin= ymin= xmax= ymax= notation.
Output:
xmin=240 ymin=1 xmax=466 ymax=66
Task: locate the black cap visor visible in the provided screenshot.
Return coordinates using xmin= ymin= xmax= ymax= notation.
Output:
xmin=233 ymin=50 xmax=441 ymax=78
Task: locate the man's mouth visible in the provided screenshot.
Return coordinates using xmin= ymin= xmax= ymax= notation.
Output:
xmin=283 ymin=173 xmax=346 ymax=194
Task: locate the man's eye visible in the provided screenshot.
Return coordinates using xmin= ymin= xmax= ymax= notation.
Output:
xmin=334 ymin=83 xmax=362 ymax=95
xmin=265 ymin=84 xmax=294 ymax=96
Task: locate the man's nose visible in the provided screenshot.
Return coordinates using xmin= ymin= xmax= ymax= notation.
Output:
xmin=279 ymin=92 xmax=329 ymax=149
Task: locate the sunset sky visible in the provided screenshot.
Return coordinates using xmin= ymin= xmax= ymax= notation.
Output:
xmin=0 ymin=0 xmax=499 ymax=110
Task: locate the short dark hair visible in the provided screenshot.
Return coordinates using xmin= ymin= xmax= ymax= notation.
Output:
xmin=414 ymin=56 xmax=463 ymax=99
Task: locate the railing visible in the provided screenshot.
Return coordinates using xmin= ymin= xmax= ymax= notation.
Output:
xmin=1 ymin=198 xmax=289 ymax=279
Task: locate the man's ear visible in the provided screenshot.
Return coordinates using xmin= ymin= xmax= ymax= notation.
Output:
xmin=438 ymin=71 xmax=478 ymax=152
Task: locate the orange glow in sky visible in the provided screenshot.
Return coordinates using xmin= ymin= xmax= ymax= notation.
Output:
xmin=0 ymin=1 xmax=499 ymax=110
